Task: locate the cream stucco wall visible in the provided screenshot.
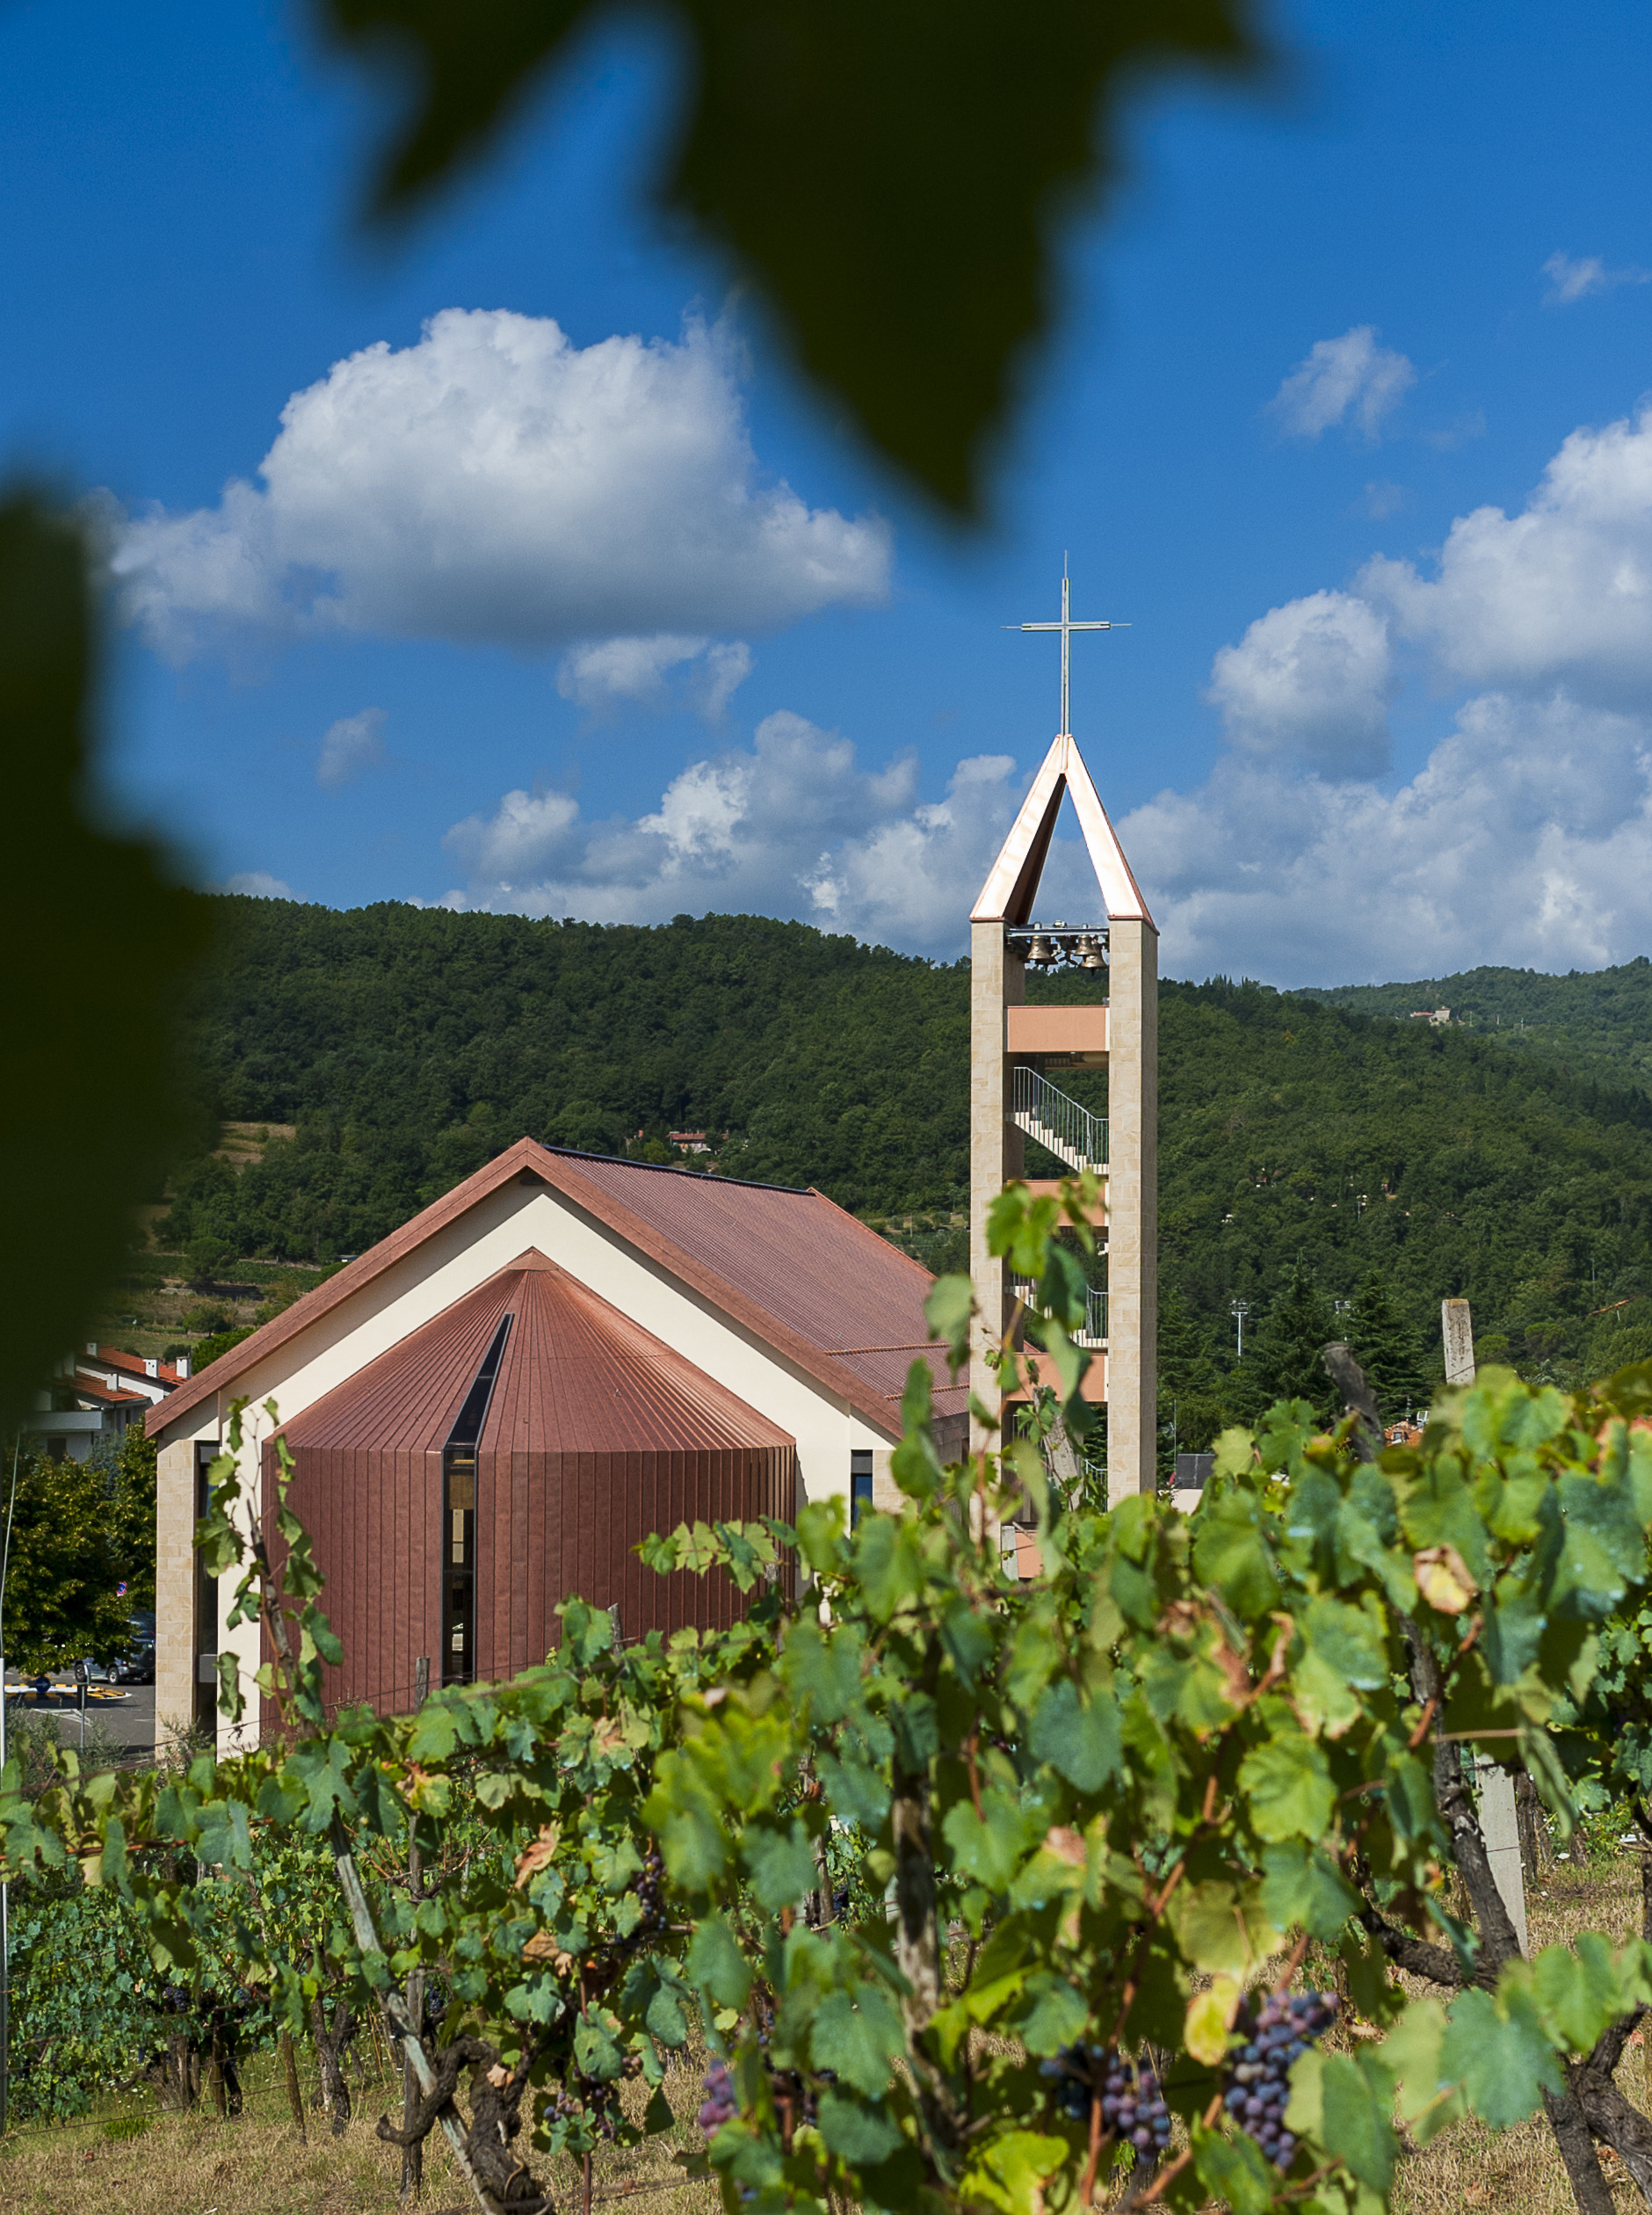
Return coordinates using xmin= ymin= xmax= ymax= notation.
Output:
xmin=153 ymin=1176 xmax=895 ymax=1747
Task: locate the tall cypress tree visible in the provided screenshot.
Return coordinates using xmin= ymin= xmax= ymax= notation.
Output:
xmin=1250 ymin=1264 xmax=1337 ymax=1424
xmin=1157 ymin=1285 xmax=1228 ymax=1477
xmin=1344 ymin=1267 xmax=1425 ymax=1421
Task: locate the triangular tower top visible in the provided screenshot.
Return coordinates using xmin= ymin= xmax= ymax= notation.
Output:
xmin=970 ymin=732 xmax=1155 ymax=928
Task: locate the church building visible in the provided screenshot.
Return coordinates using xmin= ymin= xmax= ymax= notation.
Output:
xmin=147 ymin=1139 xmax=964 ymax=1744
xmin=148 ymin=571 xmax=1158 ymax=1741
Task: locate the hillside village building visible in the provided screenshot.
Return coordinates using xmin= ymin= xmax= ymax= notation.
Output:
xmin=147 ymin=1141 xmax=963 ymax=1744
xmin=28 ymin=1344 xmax=188 ymax=1460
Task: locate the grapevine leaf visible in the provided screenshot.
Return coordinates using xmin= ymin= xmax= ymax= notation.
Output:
xmin=1259 ymin=1841 xmax=1359 ymax=1941
xmin=1192 ymin=1491 xmax=1280 ymax=1616
xmin=1028 ymin=1676 xmax=1122 ymax=1793
xmin=743 ymin=1819 xmax=816 ymax=1913
xmin=685 ymin=1915 xmax=752 ymax=2011
xmin=1236 ymin=1732 xmax=1336 ymax=1842
xmin=406 ymin=1703 xmax=460 ymax=1761
xmin=644 ymin=1981 xmax=689 ymax=2049
xmin=573 ymin=2006 xmax=624 ymax=2082
xmin=1528 ymin=1934 xmax=1631 ymax=2053
xmin=924 ymin=1274 xmax=975 ymax=1370
xmin=816 ymin=2089 xmax=903 ymax=2164
xmin=809 ymin=1983 xmax=906 ymax=2098
xmin=941 ymin=1790 xmax=1038 ymax=1890
xmin=1440 ymin=1984 xmax=1561 ymax=2130
xmin=1010 ymin=1971 xmax=1088 ymax=2056
xmin=1192 ymin=2124 xmax=1276 ymax=2215
xmin=958 ymin=2127 xmax=1069 ymax=2215
xmin=1315 ymin=2052 xmax=1397 ymax=2192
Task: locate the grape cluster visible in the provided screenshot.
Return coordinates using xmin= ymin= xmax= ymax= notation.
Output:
xmin=1221 ymin=1989 xmax=1338 ymax=2170
xmin=627 ymin=1847 xmax=668 ymax=1944
xmin=546 ymin=2077 xmax=624 ymax=2141
xmin=1040 ymin=2046 xmax=1172 ymax=2155
xmin=698 ymin=2060 xmax=738 ymax=2142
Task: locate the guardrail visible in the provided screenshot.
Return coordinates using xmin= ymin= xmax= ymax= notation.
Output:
xmin=1012 ymin=1064 xmax=1107 ymax=1173
xmin=1010 ymin=1278 xmax=1107 ymax=1347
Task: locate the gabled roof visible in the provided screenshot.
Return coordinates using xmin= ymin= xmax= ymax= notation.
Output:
xmin=90 ymin=1347 xmax=183 ymax=1388
xmin=970 ymin=731 xmax=1155 ymax=927
xmin=150 ymin=1138 xmax=960 ymax=1442
xmin=69 ymin=1374 xmax=148 ymax=1406
xmin=281 ymin=1251 xmax=793 ymax=1459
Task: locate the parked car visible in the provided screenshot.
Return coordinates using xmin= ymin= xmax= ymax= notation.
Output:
xmin=111 ymin=1610 xmax=156 ymax=1685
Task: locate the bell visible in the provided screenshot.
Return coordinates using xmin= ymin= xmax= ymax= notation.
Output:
xmin=1076 ymin=933 xmax=1107 ymax=970
xmin=1026 ymin=933 xmax=1056 ymax=968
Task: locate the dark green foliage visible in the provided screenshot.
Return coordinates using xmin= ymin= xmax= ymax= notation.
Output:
xmin=0 ymin=1445 xmax=140 ymax=1672
xmin=184 ymin=1236 xmax=234 ymax=1286
xmin=1156 ymin=1285 xmax=1227 ymax=1479
xmin=1344 ymin=1269 xmax=1425 ymax=1422
xmin=0 ymin=497 xmax=214 ymax=1430
xmin=322 ymin=0 xmax=1257 ymax=512
xmin=156 ymin=898 xmax=970 ymax=1253
xmin=108 ymin=1420 xmax=158 ymax=1616
xmin=1302 ymin=957 xmax=1652 ymax=1096
xmin=1144 ymin=976 xmax=1652 ymax=1437
xmin=6 ymin=1886 xmax=163 ymax=2118
xmin=190 ymin=1325 xmax=257 ymax=1375
xmin=154 ymin=909 xmax=1652 ymax=1434
xmin=1248 ymin=1264 xmax=1336 ymax=1426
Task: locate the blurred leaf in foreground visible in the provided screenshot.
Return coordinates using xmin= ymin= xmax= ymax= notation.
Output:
xmin=0 ymin=494 xmax=212 ymax=1431
xmin=321 ymin=0 xmax=1260 ymax=512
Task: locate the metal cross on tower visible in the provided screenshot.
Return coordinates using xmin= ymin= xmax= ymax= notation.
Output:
xmin=1005 ymin=560 xmax=1128 ymax=737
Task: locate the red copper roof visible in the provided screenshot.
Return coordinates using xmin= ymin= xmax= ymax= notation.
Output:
xmin=281 ymin=1251 xmax=793 ymax=1458
xmin=153 ymin=1137 xmax=959 ymax=1442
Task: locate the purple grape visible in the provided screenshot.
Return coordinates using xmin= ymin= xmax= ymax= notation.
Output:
xmin=698 ymin=2060 xmax=738 ymax=2141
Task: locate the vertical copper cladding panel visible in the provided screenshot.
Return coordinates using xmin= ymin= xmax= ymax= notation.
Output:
xmin=264 ymin=1253 xmax=797 ymax=1722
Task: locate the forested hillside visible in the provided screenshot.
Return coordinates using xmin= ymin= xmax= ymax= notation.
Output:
xmin=151 ymin=897 xmax=1652 ymax=1445
xmin=1302 ymin=957 xmax=1652 ymax=1093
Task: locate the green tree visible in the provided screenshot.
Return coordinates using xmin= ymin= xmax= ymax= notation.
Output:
xmin=1248 ymin=1261 xmax=1336 ymax=1421
xmin=1344 ymin=1267 xmax=1425 ymax=1421
xmin=0 ymin=1447 xmax=134 ymax=1672
xmin=1156 ymin=1282 xmax=1228 ymax=1474
xmin=185 ymin=1234 xmax=232 ymax=1287
xmin=108 ymin=1420 xmax=157 ymax=1615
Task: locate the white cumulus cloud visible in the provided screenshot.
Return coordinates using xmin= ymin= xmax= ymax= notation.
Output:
xmin=109 ymin=309 xmax=890 ymax=661
xmin=1268 ymin=325 xmax=1415 ymax=441
xmin=435 ymin=712 xmax=1032 ymax=955
xmin=1542 ymin=251 xmax=1651 ymax=304
xmin=221 ymin=870 xmax=296 ymax=900
xmin=1362 ymin=403 xmax=1652 ymax=704
xmin=317 ymin=706 xmax=388 ymax=790
xmin=1206 ymin=590 xmax=1394 ymax=777
xmin=1152 ymin=391 xmax=1652 ymax=983
xmin=555 ymin=635 xmax=753 ymax=721
xmin=1123 ymin=694 xmax=1652 ymax=984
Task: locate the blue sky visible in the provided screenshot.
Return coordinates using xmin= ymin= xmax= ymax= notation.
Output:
xmin=7 ymin=0 xmax=1652 ymax=984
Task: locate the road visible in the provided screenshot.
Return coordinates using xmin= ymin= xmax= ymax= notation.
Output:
xmin=4 ymin=1679 xmax=157 ymax=1764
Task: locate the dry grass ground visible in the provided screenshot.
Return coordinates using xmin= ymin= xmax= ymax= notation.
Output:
xmin=2 ymin=1856 xmax=1648 ymax=2213
xmin=0 ymin=2052 xmax=721 ymax=2215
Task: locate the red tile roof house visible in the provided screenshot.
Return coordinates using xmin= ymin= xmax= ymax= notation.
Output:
xmin=25 ymin=1344 xmax=187 ymax=1460
xmin=147 ymin=1139 xmax=962 ymax=1748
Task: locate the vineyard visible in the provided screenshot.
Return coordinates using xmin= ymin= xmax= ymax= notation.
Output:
xmin=4 ymin=1180 xmax=1652 ymax=2215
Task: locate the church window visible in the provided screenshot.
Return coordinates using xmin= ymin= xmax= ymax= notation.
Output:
xmin=441 ymin=1313 xmax=511 ymax=1685
xmin=851 ymin=1449 xmax=873 ymax=1529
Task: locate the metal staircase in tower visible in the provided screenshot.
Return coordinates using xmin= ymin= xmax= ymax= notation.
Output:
xmin=1011 ymin=1064 xmax=1107 ymax=1174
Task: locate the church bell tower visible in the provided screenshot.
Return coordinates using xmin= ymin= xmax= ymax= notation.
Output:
xmin=968 ymin=577 xmax=1158 ymax=1496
